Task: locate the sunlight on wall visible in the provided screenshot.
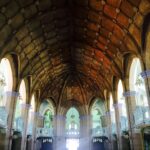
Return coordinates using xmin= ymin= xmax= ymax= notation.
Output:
xmin=0 ymin=58 xmax=13 ymax=126
xmin=27 ymin=94 xmax=35 ymax=134
xmin=117 ymin=80 xmax=128 ymax=131
xmin=109 ymin=93 xmax=116 ymax=134
xmin=14 ymin=80 xmax=26 ymax=131
xmin=0 ymin=58 xmax=13 ymax=107
xmin=129 ymin=58 xmax=149 ymax=124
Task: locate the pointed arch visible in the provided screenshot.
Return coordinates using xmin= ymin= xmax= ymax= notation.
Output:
xmin=129 ymin=58 xmax=149 ymax=124
xmin=66 ymin=107 xmax=80 ymax=136
xmin=39 ymin=99 xmax=55 ymax=128
xmin=0 ymin=57 xmax=13 ymax=127
xmin=91 ymin=98 xmax=107 ymax=136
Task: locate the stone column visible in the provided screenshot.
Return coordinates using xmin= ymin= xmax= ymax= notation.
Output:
xmin=33 ymin=113 xmax=44 ymax=150
xmin=112 ymin=91 xmax=121 ymax=150
xmin=123 ymin=77 xmax=136 ymax=150
xmin=141 ymin=69 xmax=150 ymax=110
xmin=21 ymin=103 xmax=30 ymax=150
xmin=141 ymin=70 xmax=150 ymax=116
xmin=79 ymin=115 xmax=91 ymax=150
xmin=104 ymin=93 xmax=112 ymax=150
xmin=31 ymin=112 xmax=38 ymax=150
xmin=7 ymin=91 xmax=19 ymax=150
xmin=124 ymin=77 xmax=143 ymax=150
xmin=55 ymin=115 xmax=66 ymax=150
xmin=52 ymin=114 xmax=58 ymax=150
xmin=106 ymin=111 xmax=113 ymax=150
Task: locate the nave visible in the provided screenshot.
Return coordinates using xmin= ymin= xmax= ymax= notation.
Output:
xmin=0 ymin=0 xmax=150 ymax=150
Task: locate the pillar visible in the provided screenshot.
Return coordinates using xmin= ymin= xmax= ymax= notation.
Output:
xmin=55 ymin=115 xmax=66 ymax=150
xmin=79 ymin=115 xmax=91 ymax=150
xmin=106 ymin=111 xmax=113 ymax=150
xmin=112 ymin=90 xmax=120 ymax=150
xmin=21 ymin=103 xmax=30 ymax=150
xmin=124 ymin=76 xmax=144 ymax=150
xmin=7 ymin=91 xmax=19 ymax=150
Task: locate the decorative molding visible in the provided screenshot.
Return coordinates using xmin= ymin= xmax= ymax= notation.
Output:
xmin=123 ymin=91 xmax=137 ymax=97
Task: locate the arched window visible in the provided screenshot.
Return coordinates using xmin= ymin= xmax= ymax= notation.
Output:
xmin=91 ymin=98 xmax=106 ymax=136
xmin=14 ymin=80 xmax=26 ymax=132
xmin=66 ymin=108 xmax=80 ymax=150
xmin=39 ymin=100 xmax=54 ymax=129
xmin=117 ymin=80 xmax=128 ymax=131
xmin=27 ymin=94 xmax=35 ymax=135
xmin=129 ymin=58 xmax=149 ymax=124
xmin=36 ymin=100 xmax=54 ymax=137
xmin=109 ymin=93 xmax=116 ymax=134
xmin=0 ymin=58 xmax=13 ymax=126
xmin=66 ymin=107 xmax=80 ymax=136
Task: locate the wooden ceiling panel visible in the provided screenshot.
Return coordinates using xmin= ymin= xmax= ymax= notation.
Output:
xmin=104 ymin=4 xmax=118 ymax=19
xmin=120 ymin=1 xmax=136 ymax=17
xmin=106 ymin=0 xmax=121 ymax=7
xmin=0 ymin=0 xmax=148 ymax=104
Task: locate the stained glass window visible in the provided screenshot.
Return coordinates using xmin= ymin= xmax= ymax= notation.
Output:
xmin=66 ymin=107 xmax=80 ymax=136
xmin=39 ymin=100 xmax=54 ymax=134
xmin=44 ymin=110 xmax=53 ymax=128
xmin=36 ymin=100 xmax=54 ymax=137
xmin=91 ymin=99 xmax=106 ymax=136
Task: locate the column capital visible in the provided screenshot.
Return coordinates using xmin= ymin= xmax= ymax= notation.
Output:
xmin=123 ymin=91 xmax=137 ymax=97
xmin=21 ymin=103 xmax=31 ymax=110
xmin=141 ymin=70 xmax=150 ymax=79
xmin=5 ymin=91 xmax=19 ymax=97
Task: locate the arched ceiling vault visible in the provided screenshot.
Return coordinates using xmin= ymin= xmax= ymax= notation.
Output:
xmin=0 ymin=0 xmax=149 ymax=104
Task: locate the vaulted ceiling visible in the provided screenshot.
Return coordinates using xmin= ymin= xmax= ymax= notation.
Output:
xmin=0 ymin=0 xmax=149 ymax=105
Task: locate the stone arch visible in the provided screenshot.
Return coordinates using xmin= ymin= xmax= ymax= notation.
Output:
xmin=90 ymin=97 xmax=107 ymax=136
xmin=0 ymin=56 xmax=14 ymax=127
xmin=65 ymin=107 xmax=80 ymax=135
xmin=38 ymin=99 xmax=55 ymax=129
xmin=129 ymin=57 xmax=149 ymax=125
xmin=39 ymin=99 xmax=55 ymax=116
xmin=60 ymin=99 xmax=86 ymax=116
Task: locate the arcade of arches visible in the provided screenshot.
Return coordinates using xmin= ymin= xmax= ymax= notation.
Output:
xmin=0 ymin=0 xmax=150 ymax=150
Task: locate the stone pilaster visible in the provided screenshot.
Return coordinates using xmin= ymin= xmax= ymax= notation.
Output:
xmin=7 ymin=91 xmax=19 ymax=150
xmin=55 ymin=115 xmax=66 ymax=150
xmin=21 ymin=103 xmax=30 ymax=150
xmin=79 ymin=115 xmax=91 ymax=150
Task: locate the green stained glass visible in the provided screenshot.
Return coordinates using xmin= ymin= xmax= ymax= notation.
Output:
xmin=44 ymin=110 xmax=53 ymax=128
xmin=66 ymin=107 xmax=80 ymax=130
xmin=91 ymin=98 xmax=106 ymax=136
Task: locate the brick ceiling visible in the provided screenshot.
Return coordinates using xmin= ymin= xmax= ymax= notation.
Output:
xmin=0 ymin=0 xmax=149 ymax=105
